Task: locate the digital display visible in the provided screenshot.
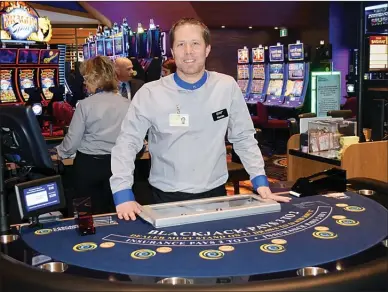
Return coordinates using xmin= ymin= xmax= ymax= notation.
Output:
xmin=83 ymin=44 xmax=89 ymax=60
xmin=267 ymin=80 xmax=284 ymax=97
xmin=252 ymin=47 xmax=265 ymax=63
xmin=251 ymin=64 xmax=265 ymax=94
xmin=40 ymin=49 xmax=59 ymax=64
xmin=369 ymin=36 xmax=388 ymax=71
xmin=237 ymin=64 xmax=250 ymax=79
xmin=251 ymin=80 xmax=265 ymax=94
xmin=288 ymin=43 xmax=304 ymax=61
xmin=237 ymin=79 xmax=249 ymax=93
xmin=104 ymin=39 xmax=114 ymax=56
xmin=0 ymin=49 xmax=18 ymax=64
xmin=269 ymin=64 xmax=284 ymax=79
xmin=365 ymin=4 xmax=388 ymax=34
xmin=0 ymin=69 xmax=18 ymax=103
xmin=269 ymin=45 xmax=284 ymax=62
xmin=89 ymin=42 xmax=96 ymax=58
xmin=23 ymin=182 xmax=60 ymax=212
xmin=285 ymin=80 xmax=304 ymax=98
xmin=96 ymin=40 xmax=105 ymax=56
xmin=238 ymin=48 xmax=249 ymax=64
xmin=18 ymin=69 xmax=36 ymax=101
xmin=114 ymin=37 xmax=124 ymax=55
xmin=288 ymin=63 xmax=304 ymax=79
xmin=17 ymin=49 xmax=39 ymax=64
xmin=40 ymin=68 xmax=56 ymax=100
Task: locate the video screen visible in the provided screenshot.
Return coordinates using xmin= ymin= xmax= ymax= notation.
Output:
xmin=0 ymin=69 xmax=18 ymax=103
xmin=40 ymin=69 xmax=56 ymax=100
xmin=104 ymin=39 xmax=114 ymax=56
xmin=89 ymin=42 xmax=97 ymax=58
xmin=269 ymin=64 xmax=284 ymax=79
xmin=252 ymin=47 xmax=265 ymax=63
xmin=114 ymin=37 xmax=124 ymax=55
xmin=17 ymin=49 xmax=40 ymax=64
xmin=96 ymin=40 xmax=105 ymax=56
xmin=83 ymin=44 xmax=90 ymax=60
xmin=40 ymin=49 xmax=59 ymax=64
xmin=0 ymin=49 xmax=18 ymax=64
xmin=23 ymin=181 xmax=60 ymax=212
xmin=285 ymin=80 xmax=304 ymax=98
xmin=267 ymin=80 xmax=283 ymax=97
xmin=237 ymin=65 xmax=250 ymax=79
xmin=18 ymin=69 xmax=36 ymax=101
xmin=238 ymin=48 xmax=249 ymax=64
xmin=369 ymin=36 xmax=388 ymax=71
xmin=365 ymin=4 xmax=388 ymax=34
xmin=237 ymin=79 xmax=249 ymax=93
xmin=288 ymin=63 xmax=304 ymax=79
xmin=252 ymin=64 xmax=265 ymax=79
xmin=251 ymin=79 xmax=265 ymax=94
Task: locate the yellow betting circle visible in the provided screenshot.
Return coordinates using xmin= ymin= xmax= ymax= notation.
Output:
xmin=199 ymin=250 xmax=225 ymax=260
xmin=260 ymin=244 xmax=286 ymax=253
xmin=131 ymin=249 xmax=156 ymax=260
xmin=312 ymin=231 xmax=338 ymax=239
xmin=34 ymin=229 xmax=52 ymax=235
xmin=336 ymin=219 xmax=360 ymax=226
xmin=344 ymin=206 xmax=365 ymax=212
xmin=73 ymin=242 xmax=98 ymax=252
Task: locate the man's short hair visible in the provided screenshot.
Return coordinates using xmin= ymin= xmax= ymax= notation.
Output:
xmin=169 ymin=18 xmax=211 ymax=48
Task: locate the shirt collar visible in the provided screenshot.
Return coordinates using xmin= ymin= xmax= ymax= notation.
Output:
xmin=173 ymin=71 xmax=207 ymax=90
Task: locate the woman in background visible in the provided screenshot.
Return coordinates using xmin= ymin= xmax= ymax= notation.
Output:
xmin=56 ymin=56 xmax=130 ymax=214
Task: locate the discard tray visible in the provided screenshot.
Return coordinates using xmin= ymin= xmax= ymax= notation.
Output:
xmin=139 ymin=194 xmax=281 ymax=228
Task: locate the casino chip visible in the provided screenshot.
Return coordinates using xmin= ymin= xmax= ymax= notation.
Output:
xmin=344 ymin=206 xmax=365 ymax=212
xmin=199 ymin=250 xmax=225 ymax=260
xmin=131 ymin=249 xmax=156 ymax=260
xmin=219 ymin=245 xmax=235 ymax=252
xmin=336 ymin=203 xmax=349 ymax=207
xmin=34 ymin=229 xmax=52 ymax=235
xmin=332 ymin=215 xmax=346 ymax=220
xmin=73 ymin=242 xmax=98 ymax=252
xmin=336 ymin=219 xmax=360 ymax=226
xmin=314 ymin=226 xmax=330 ymax=231
xmin=156 ymin=247 xmax=172 ymax=253
xmin=100 ymin=242 xmax=115 ymax=248
xmin=312 ymin=231 xmax=338 ymax=239
xmin=271 ymin=239 xmax=287 ymax=245
xmin=260 ymin=244 xmax=286 ymax=253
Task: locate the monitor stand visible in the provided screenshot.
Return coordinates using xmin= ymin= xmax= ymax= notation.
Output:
xmin=0 ymin=129 xmax=11 ymax=236
xmin=28 ymin=216 xmax=43 ymax=230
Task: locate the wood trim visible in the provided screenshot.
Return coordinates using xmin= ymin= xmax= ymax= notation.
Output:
xmin=29 ymin=3 xmax=96 ymax=19
xmin=52 ymin=24 xmax=98 ymax=29
xmin=78 ymin=1 xmax=112 ymax=27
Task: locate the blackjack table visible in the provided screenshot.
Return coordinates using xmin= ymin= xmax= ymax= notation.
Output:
xmin=1 ymin=178 xmax=388 ymax=292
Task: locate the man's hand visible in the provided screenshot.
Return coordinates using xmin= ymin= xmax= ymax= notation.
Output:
xmin=116 ymin=201 xmax=142 ymax=221
xmin=256 ymin=186 xmax=291 ymax=203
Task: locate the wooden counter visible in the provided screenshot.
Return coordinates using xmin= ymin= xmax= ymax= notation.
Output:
xmin=287 ymin=134 xmax=388 ymax=182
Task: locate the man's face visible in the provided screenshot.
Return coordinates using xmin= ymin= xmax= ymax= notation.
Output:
xmin=171 ymin=24 xmax=211 ymax=76
xmin=117 ymin=59 xmax=134 ymax=82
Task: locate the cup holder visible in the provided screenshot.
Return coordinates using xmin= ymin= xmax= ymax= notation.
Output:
xmin=382 ymin=239 xmax=388 ymax=248
xmin=297 ymin=267 xmax=329 ymax=277
xmin=358 ymin=189 xmax=376 ymax=196
xmin=38 ymin=262 xmax=68 ymax=273
xmin=157 ymin=277 xmax=194 ymax=285
xmin=0 ymin=234 xmax=19 ymax=244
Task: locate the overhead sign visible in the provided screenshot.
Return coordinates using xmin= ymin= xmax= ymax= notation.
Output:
xmin=365 ymin=4 xmax=388 ymax=34
xmin=0 ymin=1 xmax=53 ymax=42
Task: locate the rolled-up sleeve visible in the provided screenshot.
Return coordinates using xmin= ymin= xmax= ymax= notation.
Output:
xmin=227 ymin=80 xmax=267 ymax=185
xmin=110 ymin=87 xmax=152 ymax=197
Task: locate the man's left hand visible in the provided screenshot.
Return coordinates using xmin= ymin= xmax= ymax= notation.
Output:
xmin=256 ymin=186 xmax=291 ymax=203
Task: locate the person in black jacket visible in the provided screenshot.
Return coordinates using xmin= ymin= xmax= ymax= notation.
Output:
xmin=115 ymin=57 xmax=144 ymax=100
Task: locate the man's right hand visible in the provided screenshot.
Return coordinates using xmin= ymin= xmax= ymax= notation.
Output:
xmin=116 ymin=201 xmax=142 ymax=221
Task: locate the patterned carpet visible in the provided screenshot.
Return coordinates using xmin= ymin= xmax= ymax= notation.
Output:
xmin=225 ymin=154 xmax=288 ymax=195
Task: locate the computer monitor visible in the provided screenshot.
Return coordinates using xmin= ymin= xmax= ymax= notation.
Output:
xmin=0 ymin=105 xmax=54 ymax=171
xmin=15 ymin=175 xmax=66 ymax=220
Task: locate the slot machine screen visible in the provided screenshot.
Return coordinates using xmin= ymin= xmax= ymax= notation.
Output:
xmin=252 ymin=47 xmax=265 ymax=63
xmin=0 ymin=69 xmax=18 ymax=103
xmin=89 ymin=42 xmax=97 ymax=58
xmin=238 ymin=48 xmax=249 ymax=64
xmin=18 ymin=49 xmax=39 ymax=64
xmin=0 ymin=49 xmax=18 ymax=64
xmin=40 ymin=69 xmax=56 ymax=100
xmin=18 ymin=69 xmax=36 ymax=102
xmin=285 ymin=63 xmax=304 ymax=99
xmin=83 ymin=44 xmax=90 ymax=60
xmin=267 ymin=64 xmax=284 ymax=98
xmin=104 ymin=39 xmax=114 ymax=57
xmin=40 ymin=50 xmax=59 ymax=64
xmin=237 ymin=65 xmax=250 ymax=79
xmin=251 ymin=64 xmax=265 ymax=94
xmin=96 ymin=40 xmax=105 ymax=56
xmin=114 ymin=37 xmax=124 ymax=55
xmin=369 ymin=36 xmax=388 ymax=72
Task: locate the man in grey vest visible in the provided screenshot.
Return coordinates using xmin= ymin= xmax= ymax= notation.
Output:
xmin=115 ymin=57 xmax=144 ymax=100
xmin=110 ymin=18 xmax=291 ymax=221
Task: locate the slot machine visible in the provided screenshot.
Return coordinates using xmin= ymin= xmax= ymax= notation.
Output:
xmin=283 ymin=41 xmax=310 ymax=114
xmin=38 ymin=49 xmax=60 ymax=103
xmin=16 ymin=48 xmax=40 ymax=103
xmin=247 ymin=45 xmax=269 ymax=105
xmin=263 ymin=43 xmax=288 ymax=109
xmin=237 ymin=46 xmax=252 ymax=101
xmin=0 ymin=48 xmax=21 ymax=105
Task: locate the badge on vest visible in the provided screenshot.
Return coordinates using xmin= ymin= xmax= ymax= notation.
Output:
xmin=169 ymin=114 xmax=189 ymax=127
xmin=212 ymin=109 xmax=228 ymax=121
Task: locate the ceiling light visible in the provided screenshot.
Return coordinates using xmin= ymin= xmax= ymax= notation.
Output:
xmin=221 ymin=25 xmax=225 ymax=28
xmin=248 ymin=26 xmax=252 ymax=29
xmin=274 ymin=27 xmax=278 ymax=30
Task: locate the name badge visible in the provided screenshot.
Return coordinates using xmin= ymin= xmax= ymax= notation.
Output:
xmin=212 ymin=109 xmax=228 ymax=121
xmin=169 ymin=114 xmax=189 ymax=127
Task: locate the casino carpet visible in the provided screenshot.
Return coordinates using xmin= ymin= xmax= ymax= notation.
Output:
xmin=226 ymin=154 xmax=288 ymax=195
